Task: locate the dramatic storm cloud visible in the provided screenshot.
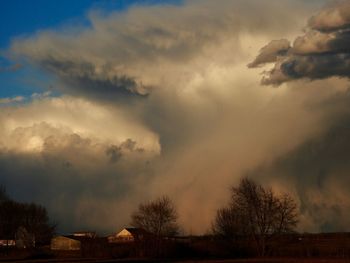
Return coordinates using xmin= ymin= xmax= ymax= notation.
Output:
xmin=4 ymin=0 xmax=350 ymax=234
xmin=250 ymin=0 xmax=350 ymax=85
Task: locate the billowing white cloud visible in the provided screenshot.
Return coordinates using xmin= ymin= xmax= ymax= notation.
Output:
xmin=0 ymin=96 xmax=160 ymax=154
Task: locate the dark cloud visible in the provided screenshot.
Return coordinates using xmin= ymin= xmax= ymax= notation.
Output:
xmin=105 ymin=139 xmax=142 ymax=163
xmin=121 ymin=139 xmax=134 ymax=150
xmin=40 ymin=58 xmax=150 ymax=101
xmin=281 ymin=53 xmax=350 ymax=80
xmin=0 ymin=151 xmax=152 ymax=233
xmin=106 ymin=145 xmax=123 ymax=163
xmin=250 ymin=0 xmax=350 ymax=85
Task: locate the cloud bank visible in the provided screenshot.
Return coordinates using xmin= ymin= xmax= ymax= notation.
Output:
xmin=3 ymin=0 xmax=350 ymax=234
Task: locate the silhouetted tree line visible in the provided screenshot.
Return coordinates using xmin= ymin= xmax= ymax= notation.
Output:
xmin=0 ymin=186 xmax=55 ymax=246
xmin=4 ymin=177 xmax=350 ymax=260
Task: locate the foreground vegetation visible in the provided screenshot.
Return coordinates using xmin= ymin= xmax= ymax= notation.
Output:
xmin=0 ymin=178 xmax=349 ymax=262
xmin=0 ymin=186 xmax=55 ymax=247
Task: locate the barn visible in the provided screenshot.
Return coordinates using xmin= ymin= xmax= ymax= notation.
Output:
xmin=50 ymin=236 xmax=81 ymax=251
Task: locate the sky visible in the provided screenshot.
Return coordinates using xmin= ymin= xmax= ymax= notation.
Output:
xmin=3 ymin=0 xmax=350 ymax=235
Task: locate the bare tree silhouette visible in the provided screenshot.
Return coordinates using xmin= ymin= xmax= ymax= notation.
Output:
xmin=213 ymin=178 xmax=298 ymax=256
xmin=131 ymin=196 xmax=179 ymax=237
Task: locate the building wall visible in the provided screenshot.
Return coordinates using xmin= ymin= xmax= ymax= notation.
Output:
xmin=51 ymin=236 xmax=81 ymax=251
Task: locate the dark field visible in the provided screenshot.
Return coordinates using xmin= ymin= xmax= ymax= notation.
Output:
xmin=3 ymin=233 xmax=350 ymax=263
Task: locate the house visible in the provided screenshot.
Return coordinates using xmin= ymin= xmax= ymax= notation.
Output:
xmin=50 ymin=236 xmax=82 ymax=251
xmin=108 ymin=228 xmax=149 ymax=243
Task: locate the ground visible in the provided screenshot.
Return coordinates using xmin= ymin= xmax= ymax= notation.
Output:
xmin=2 ymin=258 xmax=350 ymax=263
